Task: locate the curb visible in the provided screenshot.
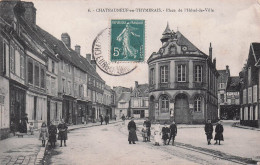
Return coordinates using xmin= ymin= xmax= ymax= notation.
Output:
xmin=232 ymin=123 xmax=260 ymax=131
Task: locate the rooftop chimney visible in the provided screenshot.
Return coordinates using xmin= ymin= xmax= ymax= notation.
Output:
xmin=226 ymin=65 xmax=230 ymax=76
xmin=86 ymin=54 xmax=91 ymax=62
xmin=75 ymin=45 xmax=81 ymax=55
xmin=209 ymin=42 xmax=212 ymax=60
xmin=135 ymin=81 xmax=138 ymax=88
xmin=22 ymin=2 xmax=36 ymax=25
xmin=61 ymin=33 xmax=71 ymax=48
xmin=91 ymin=59 xmax=96 ymax=70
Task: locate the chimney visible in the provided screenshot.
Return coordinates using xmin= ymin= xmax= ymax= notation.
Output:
xmin=21 ymin=2 xmax=36 ymax=25
xmin=209 ymin=42 xmax=212 ymax=60
xmin=213 ymin=58 xmax=216 ymax=67
xmin=61 ymin=33 xmax=71 ymax=48
xmin=135 ymin=81 xmax=138 ymax=88
xmin=86 ymin=54 xmax=91 ymax=62
xmin=226 ymin=65 xmax=230 ymax=75
xmin=75 ymin=45 xmax=81 ymax=55
xmin=91 ymin=59 xmax=96 ymax=70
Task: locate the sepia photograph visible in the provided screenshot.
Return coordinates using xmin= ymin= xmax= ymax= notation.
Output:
xmin=0 ymin=0 xmax=260 ymax=164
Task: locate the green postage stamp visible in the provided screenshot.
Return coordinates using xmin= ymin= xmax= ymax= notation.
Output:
xmin=111 ymin=20 xmax=145 ymax=62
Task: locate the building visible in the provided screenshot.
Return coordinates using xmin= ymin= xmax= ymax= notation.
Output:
xmin=240 ymin=43 xmax=260 ymax=128
xmin=0 ymin=1 xmax=111 ymax=139
xmin=130 ymin=81 xmax=149 ymax=118
xmin=147 ymin=23 xmax=219 ymax=124
xmin=103 ymin=85 xmax=113 ymax=119
xmin=217 ymin=66 xmax=240 ymax=120
xmin=115 ymin=92 xmax=131 ymax=119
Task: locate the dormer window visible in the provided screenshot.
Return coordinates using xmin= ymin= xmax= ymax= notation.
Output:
xmin=169 ymin=46 xmax=176 ymax=54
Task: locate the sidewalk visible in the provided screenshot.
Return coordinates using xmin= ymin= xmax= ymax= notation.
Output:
xmin=232 ymin=122 xmax=260 ymax=131
xmin=0 ymin=120 xmax=121 ymax=165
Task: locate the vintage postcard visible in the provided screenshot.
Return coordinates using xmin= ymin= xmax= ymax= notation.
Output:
xmin=0 ymin=0 xmax=260 ymax=164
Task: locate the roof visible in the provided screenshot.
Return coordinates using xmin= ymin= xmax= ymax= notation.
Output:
xmin=175 ymin=31 xmax=202 ymax=52
xmin=162 ymin=22 xmax=172 ymax=35
xmin=251 ymin=43 xmax=260 ymax=66
xmin=217 ymin=69 xmax=230 ymax=83
xmin=117 ymin=92 xmax=131 ymax=103
xmin=131 ymin=83 xmax=149 ymax=97
xmin=226 ymin=76 xmax=240 ymax=92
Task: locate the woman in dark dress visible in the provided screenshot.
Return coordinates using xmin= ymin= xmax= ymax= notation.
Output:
xmin=19 ymin=114 xmax=28 ymax=133
xmin=58 ymin=119 xmax=68 ymax=147
xmin=162 ymin=122 xmax=170 ymax=145
xmin=48 ymin=121 xmax=57 ymax=148
xmin=204 ymin=119 xmax=213 ymax=145
xmin=214 ymin=120 xmax=224 ymax=145
xmin=128 ymin=117 xmax=138 ymax=144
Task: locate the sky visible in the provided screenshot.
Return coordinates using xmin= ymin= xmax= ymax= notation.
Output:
xmin=32 ymin=0 xmax=260 ymax=88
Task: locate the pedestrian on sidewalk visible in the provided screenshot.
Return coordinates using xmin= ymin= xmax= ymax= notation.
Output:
xmin=114 ymin=114 xmax=117 ymax=121
xmin=58 ymin=119 xmax=68 ymax=147
xmin=39 ymin=122 xmax=49 ymax=147
xmin=121 ymin=114 xmax=126 ymax=125
xmin=128 ymin=117 xmax=138 ymax=144
xmin=154 ymin=121 xmax=161 ymax=146
xmin=143 ymin=117 xmax=151 ymax=142
xmin=214 ymin=120 xmax=224 ymax=145
xmin=204 ymin=119 xmax=213 ymax=145
xmin=19 ymin=113 xmax=28 ymax=133
xmin=168 ymin=121 xmax=177 ymax=146
xmin=105 ymin=114 xmax=109 ymax=125
xmin=100 ymin=115 xmax=104 ymax=125
xmin=162 ymin=122 xmax=170 ymax=145
xmin=48 ymin=121 xmax=57 ymax=148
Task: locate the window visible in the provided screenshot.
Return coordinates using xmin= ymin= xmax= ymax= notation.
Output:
xmin=177 ymin=65 xmax=186 ymax=82
xmin=34 ymin=64 xmax=40 ymax=86
xmin=248 ymin=67 xmax=251 ymax=85
xmin=2 ymin=42 xmax=8 ymax=75
xmin=220 ymin=94 xmax=224 ymax=103
xmin=67 ymin=81 xmax=71 ymax=95
xmin=10 ymin=46 xmax=15 ymax=73
xmin=160 ymin=95 xmax=169 ymax=113
xmin=40 ymin=68 xmax=45 ymax=88
xmin=62 ymin=78 xmax=66 ymax=93
xmin=52 ymin=61 xmax=55 ymax=73
xmin=51 ymin=77 xmax=55 ymax=95
xmin=160 ymin=65 xmax=168 ymax=83
xmin=68 ymin=64 xmax=71 ymax=73
xmin=195 ymin=65 xmax=202 ymax=82
xmin=60 ymin=61 xmax=64 ymax=71
xmin=150 ymin=68 xmax=155 ymax=84
xmin=194 ymin=97 xmax=201 ymax=112
xmin=169 ymin=46 xmax=176 ymax=54
xmin=20 ymin=55 xmax=24 ymax=79
xmin=28 ymin=60 xmax=33 ymax=84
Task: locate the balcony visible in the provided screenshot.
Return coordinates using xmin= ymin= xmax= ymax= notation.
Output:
xmin=159 ymin=83 xmax=170 ymax=89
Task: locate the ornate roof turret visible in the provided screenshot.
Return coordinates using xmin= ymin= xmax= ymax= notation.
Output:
xmin=161 ymin=22 xmax=174 ymax=43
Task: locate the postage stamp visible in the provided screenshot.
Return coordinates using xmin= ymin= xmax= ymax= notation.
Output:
xmin=110 ymin=20 xmax=145 ymax=62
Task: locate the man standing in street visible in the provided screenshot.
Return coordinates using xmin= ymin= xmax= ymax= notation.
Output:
xmin=105 ymin=114 xmax=109 ymax=125
xmin=204 ymin=119 xmax=213 ymax=145
xmin=168 ymin=121 xmax=177 ymax=145
xmin=143 ymin=118 xmax=151 ymax=142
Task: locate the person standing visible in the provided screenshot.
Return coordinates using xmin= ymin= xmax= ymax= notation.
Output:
xmin=214 ymin=120 xmax=224 ymax=145
xmin=39 ymin=122 xmax=49 ymax=147
xmin=58 ymin=119 xmax=68 ymax=147
xmin=105 ymin=114 xmax=109 ymax=125
xmin=114 ymin=114 xmax=117 ymax=121
xmin=154 ymin=122 xmax=161 ymax=146
xmin=162 ymin=122 xmax=170 ymax=145
xmin=19 ymin=113 xmax=28 ymax=133
xmin=168 ymin=121 xmax=177 ymax=145
xmin=100 ymin=115 xmax=104 ymax=125
xmin=128 ymin=117 xmax=138 ymax=144
xmin=143 ymin=118 xmax=151 ymax=142
xmin=204 ymin=119 xmax=213 ymax=145
xmin=48 ymin=121 xmax=57 ymax=148
xmin=121 ymin=114 xmax=126 ymax=125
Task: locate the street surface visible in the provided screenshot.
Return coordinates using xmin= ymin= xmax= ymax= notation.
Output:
xmin=44 ymin=120 xmax=260 ymax=165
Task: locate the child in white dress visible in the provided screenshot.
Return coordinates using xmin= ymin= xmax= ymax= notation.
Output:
xmin=154 ymin=122 xmax=161 ymax=146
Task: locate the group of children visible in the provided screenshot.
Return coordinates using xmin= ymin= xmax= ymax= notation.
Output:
xmin=141 ymin=121 xmax=177 ymax=146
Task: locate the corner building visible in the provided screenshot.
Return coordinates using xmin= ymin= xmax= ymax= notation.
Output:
xmin=148 ymin=24 xmax=219 ymax=124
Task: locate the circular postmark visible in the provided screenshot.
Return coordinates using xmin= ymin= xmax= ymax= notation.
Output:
xmin=92 ymin=28 xmax=138 ymax=76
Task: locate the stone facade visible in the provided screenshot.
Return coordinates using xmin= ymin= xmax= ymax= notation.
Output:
xmin=148 ymin=23 xmax=219 ymax=124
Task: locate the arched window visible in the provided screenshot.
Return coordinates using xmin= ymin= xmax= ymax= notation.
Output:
xmin=194 ymin=97 xmax=202 ymax=112
xmin=160 ymin=95 xmax=169 ymax=113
